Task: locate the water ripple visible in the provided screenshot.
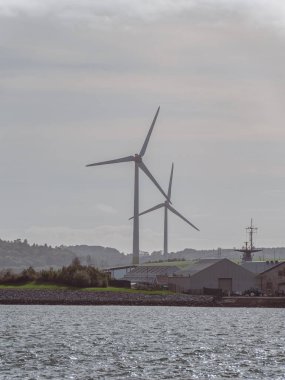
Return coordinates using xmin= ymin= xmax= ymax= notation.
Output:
xmin=0 ymin=306 xmax=285 ymax=379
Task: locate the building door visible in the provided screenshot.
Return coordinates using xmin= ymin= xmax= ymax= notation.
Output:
xmin=218 ymin=278 xmax=232 ymax=295
xmin=278 ymin=283 xmax=285 ymax=295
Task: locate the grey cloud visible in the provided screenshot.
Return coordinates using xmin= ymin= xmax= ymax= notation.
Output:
xmin=0 ymin=0 xmax=285 ymax=32
xmin=96 ymin=203 xmax=118 ymax=214
xmin=1 ymin=1 xmax=285 ymax=251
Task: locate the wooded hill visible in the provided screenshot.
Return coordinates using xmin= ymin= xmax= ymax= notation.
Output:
xmin=0 ymin=239 xmax=75 ymax=270
xmin=0 ymin=238 xmax=285 ymax=270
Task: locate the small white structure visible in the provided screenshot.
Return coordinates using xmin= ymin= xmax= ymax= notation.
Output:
xmin=103 ymin=265 xmax=136 ymax=280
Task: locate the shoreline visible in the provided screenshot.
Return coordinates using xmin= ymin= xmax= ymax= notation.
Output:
xmin=0 ymin=289 xmax=215 ymax=307
xmin=1 ymin=289 xmax=285 ymax=307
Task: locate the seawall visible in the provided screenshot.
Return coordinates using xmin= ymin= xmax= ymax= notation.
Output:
xmin=0 ymin=290 xmax=285 ymax=307
xmin=0 ymin=289 xmax=215 ymax=306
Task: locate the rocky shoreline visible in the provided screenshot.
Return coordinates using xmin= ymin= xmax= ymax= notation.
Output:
xmin=0 ymin=289 xmax=285 ymax=307
xmin=0 ymin=289 xmax=216 ymax=306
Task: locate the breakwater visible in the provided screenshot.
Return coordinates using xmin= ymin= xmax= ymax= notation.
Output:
xmin=1 ymin=289 xmax=285 ymax=307
xmin=0 ymin=289 xmax=215 ymax=306
xmin=219 ymin=296 xmax=285 ymax=308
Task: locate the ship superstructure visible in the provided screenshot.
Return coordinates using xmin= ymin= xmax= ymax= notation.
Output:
xmin=235 ymin=219 xmax=262 ymax=262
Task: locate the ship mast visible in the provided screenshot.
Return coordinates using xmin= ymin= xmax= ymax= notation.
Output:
xmin=235 ymin=219 xmax=262 ymax=262
xmin=247 ymin=218 xmax=257 ymax=251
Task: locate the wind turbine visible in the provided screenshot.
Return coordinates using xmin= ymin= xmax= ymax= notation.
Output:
xmin=86 ymin=107 xmax=169 ymax=265
xmin=130 ymin=163 xmax=199 ymax=256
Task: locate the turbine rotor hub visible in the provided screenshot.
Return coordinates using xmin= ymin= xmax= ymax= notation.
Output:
xmin=134 ymin=154 xmax=142 ymax=163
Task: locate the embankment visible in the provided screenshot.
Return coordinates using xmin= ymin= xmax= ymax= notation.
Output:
xmin=217 ymin=296 xmax=285 ymax=308
xmin=0 ymin=290 xmax=285 ymax=307
xmin=0 ymin=289 xmax=215 ymax=306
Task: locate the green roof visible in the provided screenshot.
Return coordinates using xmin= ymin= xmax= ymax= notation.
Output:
xmin=141 ymin=260 xmax=196 ymax=269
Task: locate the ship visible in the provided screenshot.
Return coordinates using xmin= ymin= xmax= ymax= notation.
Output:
xmin=235 ymin=219 xmax=262 ymax=262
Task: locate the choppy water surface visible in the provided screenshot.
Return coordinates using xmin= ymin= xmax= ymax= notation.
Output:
xmin=0 ymin=306 xmax=285 ymax=379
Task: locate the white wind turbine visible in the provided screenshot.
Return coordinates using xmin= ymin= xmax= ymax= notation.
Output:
xmin=130 ymin=163 xmax=199 ymax=256
xmin=86 ymin=107 xmax=169 ymax=265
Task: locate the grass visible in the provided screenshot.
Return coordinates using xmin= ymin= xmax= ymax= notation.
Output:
xmin=0 ymin=282 xmax=174 ymax=295
xmin=0 ymin=282 xmax=74 ymax=290
xmin=142 ymin=260 xmax=194 ymax=269
xmin=82 ymin=287 xmax=174 ymax=295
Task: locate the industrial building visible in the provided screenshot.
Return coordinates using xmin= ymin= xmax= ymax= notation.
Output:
xmin=123 ymin=265 xmax=180 ymax=285
xmin=161 ymin=259 xmax=255 ymax=294
xmin=103 ymin=265 xmax=137 ymax=280
xmin=241 ymin=261 xmax=279 ymax=274
xmin=257 ymin=261 xmax=285 ymax=295
xmin=124 ymin=259 xmax=255 ymax=295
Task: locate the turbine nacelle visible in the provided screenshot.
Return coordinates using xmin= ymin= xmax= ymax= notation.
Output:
xmin=134 ymin=154 xmax=142 ymax=163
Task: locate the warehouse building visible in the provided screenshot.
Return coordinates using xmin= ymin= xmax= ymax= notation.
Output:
xmin=257 ymin=261 xmax=285 ymax=295
xmin=158 ymin=259 xmax=255 ymax=295
xmin=241 ymin=261 xmax=279 ymax=274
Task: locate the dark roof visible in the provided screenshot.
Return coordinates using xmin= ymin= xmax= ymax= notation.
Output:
xmin=178 ymin=259 xmax=226 ymax=276
xmin=177 ymin=258 xmax=254 ymax=277
xmin=124 ymin=265 xmax=179 ymax=282
xmin=103 ymin=265 xmax=137 ymax=271
xmin=241 ymin=261 xmax=279 ymax=274
xmin=257 ymin=261 xmax=285 ymax=276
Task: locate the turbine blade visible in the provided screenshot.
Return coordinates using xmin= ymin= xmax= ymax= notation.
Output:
xmin=167 ymin=204 xmax=199 ymax=231
xmin=139 ymin=106 xmax=160 ymax=157
xmin=139 ymin=161 xmax=170 ymax=202
xmin=129 ymin=203 xmax=164 ymax=220
xmin=168 ymin=163 xmax=174 ymax=200
xmin=86 ymin=155 xmax=134 ymax=167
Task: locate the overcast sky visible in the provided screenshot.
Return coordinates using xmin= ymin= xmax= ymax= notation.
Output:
xmin=1 ymin=0 xmax=285 ymax=253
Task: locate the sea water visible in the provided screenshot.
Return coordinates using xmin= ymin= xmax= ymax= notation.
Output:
xmin=0 ymin=306 xmax=285 ymax=379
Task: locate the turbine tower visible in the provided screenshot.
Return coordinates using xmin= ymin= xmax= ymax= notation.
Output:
xmin=130 ymin=163 xmax=199 ymax=256
xmin=86 ymin=107 xmax=169 ymax=265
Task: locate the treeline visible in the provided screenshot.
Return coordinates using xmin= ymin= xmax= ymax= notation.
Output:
xmin=2 ymin=238 xmax=285 ymax=271
xmin=0 ymin=238 xmax=75 ymax=269
xmin=0 ymin=258 xmax=108 ymax=288
xmin=0 ymin=239 xmax=131 ymax=269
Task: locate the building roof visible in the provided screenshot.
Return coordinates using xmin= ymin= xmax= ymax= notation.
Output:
xmin=103 ymin=265 xmax=137 ymax=271
xmin=241 ymin=261 xmax=279 ymax=274
xmin=141 ymin=261 xmax=190 ymax=269
xmin=178 ymin=259 xmax=225 ymax=276
xmin=124 ymin=265 xmax=179 ymax=283
xmin=257 ymin=261 xmax=285 ymax=276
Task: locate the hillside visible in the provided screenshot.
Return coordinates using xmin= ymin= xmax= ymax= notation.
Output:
xmin=1 ymin=238 xmax=285 ymax=270
xmin=0 ymin=239 xmax=75 ymax=270
xmin=66 ymin=245 xmax=131 ymax=268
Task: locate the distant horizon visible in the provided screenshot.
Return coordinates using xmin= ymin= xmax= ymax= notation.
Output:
xmin=2 ymin=235 xmax=285 ymax=255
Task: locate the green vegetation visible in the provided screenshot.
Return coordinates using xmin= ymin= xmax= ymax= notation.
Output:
xmin=0 ymin=282 xmax=173 ymax=295
xmin=82 ymin=287 xmax=174 ymax=295
xmin=0 ymin=259 xmax=174 ymax=294
xmin=142 ymin=260 xmax=194 ymax=269
xmin=0 ymin=258 xmax=108 ymax=288
xmin=0 ymin=238 xmax=129 ymax=269
xmin=0 ymin=282 xmax=73 ymax=290
xmin=0 ymin=238 xmax=75 ymax=269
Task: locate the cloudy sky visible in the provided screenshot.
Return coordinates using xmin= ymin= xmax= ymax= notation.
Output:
xmin=1 ymin=0 xmax=285 ymax=253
